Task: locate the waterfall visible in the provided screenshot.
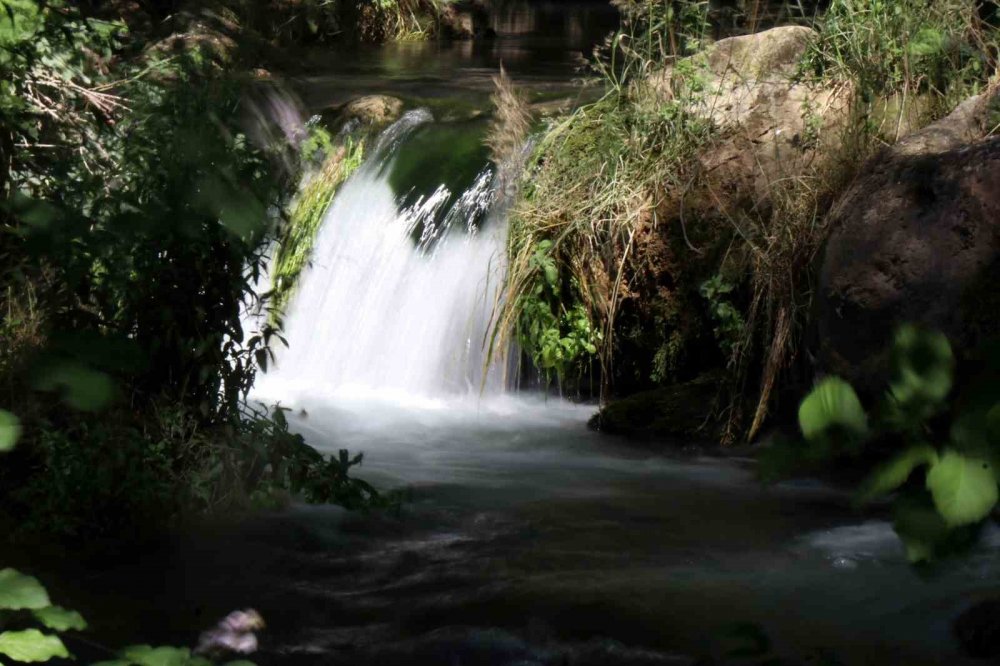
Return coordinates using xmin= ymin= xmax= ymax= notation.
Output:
xmin=253 ymin=111 xmax=513 ymax=409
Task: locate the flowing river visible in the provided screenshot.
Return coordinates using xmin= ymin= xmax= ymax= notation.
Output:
xmin=45 ymin=3 xmax=1000 ymax=664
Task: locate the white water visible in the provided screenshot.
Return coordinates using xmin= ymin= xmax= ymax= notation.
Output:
xmin=253 ymin=111 xmax=513 ymax=411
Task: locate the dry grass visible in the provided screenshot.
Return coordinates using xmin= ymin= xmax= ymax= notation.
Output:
xmin=493 ymin=0 xmax=1000 ymax=441
xmin=485 ymin=65 xmax=533 ymax=171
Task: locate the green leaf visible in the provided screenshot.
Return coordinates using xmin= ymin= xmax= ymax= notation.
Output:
xmin=32 ymin=606 xmax=86 ymax=632
xmin=926 ymin=449 xmax=998 ymax=527
xmin=0 ymin=0 xmax=41 ymax=48
xmin=120 ymin=645 xmax=192 ymax=666
xmin=908 ymin=28 xmax=945 ymax=58
xmin=31 ymin=361 xmax=115 ymax=412
xmin=0 ymin=409 xmax=21 ymax=452
xmin=893 ymin=491 xmax=951 ymax=563
xmin=0 ymin=630 xmax=69 ymax=663
xmin=798 ymin=377 xmax=868 ymax=442
xmin=0 ymin=570 xmax=50 ymax=610
xmin=856 ymin=445 xmax=938 ymax=504
xmin=889 ymin=325 xmax=954 ymax=410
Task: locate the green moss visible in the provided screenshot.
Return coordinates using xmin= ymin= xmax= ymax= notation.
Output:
xmin=588 ymin=372 xmax=724 ymax=444
xmin=387 ymin=119 xmax=490 ymax=205
xmin=270 ymin=137 xmax=366 ymax=322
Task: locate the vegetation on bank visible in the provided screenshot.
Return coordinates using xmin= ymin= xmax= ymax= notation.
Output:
xmin=498 ymin=0 xmax=1000 ymax=441
xmin=0 ymin=562 xmax=263 ymax=664
xmin=87 ymin=0 xmax=461 ymax=53
xmin=0 ymin=0 xmax=397 ymax=542
xmin=270 ymin=130 xmax=367 ymax=322
xmin=764 ymin=325 xmax=1000 ymax=564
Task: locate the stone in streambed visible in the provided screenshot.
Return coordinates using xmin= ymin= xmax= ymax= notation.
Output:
xmin=589 ymin=373 xmax=723 ymax=444
xmin=338 ymin=95 xmax=405 ymax=128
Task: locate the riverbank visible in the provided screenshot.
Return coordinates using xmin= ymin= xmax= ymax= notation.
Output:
xmin=499 ymin=0 xmax=1000 ymax=447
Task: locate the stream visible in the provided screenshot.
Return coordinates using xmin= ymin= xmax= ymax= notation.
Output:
xmin=44 ymin=3 xmax=1000 ymax=664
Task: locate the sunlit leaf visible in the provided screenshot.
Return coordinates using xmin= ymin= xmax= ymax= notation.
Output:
xmin=0 ymin=569 xmax=50 ymax=610
xmin=0 ymin=1 xmax=42 ymax=48
xmin=0 ymin=630 xmax=69 ymax=663
xmin=889 ymin=325 xmax=954 ymax=410
xmin=798 ymin=377 xmax=868 ymax=443
xmin=31 ymin=361 xmax=115 ymax=412
xmin=32 ymin=606 xmax=86 ymax=632
xmin=908 ymin=28 xmax=945 ymax=58
xmin=120 ymin=645 xmax=191 ymax=666
xmin=856 ymin=445 xmax=938 ymax=504
xmin=0 ymin=409 xmax=21 ymax=452
xmin=926 ymin=449 xmax=998 ymax=527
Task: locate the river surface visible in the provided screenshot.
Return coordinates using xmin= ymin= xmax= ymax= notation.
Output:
xmin=43 ymin=4 xmax=1000 ymax=665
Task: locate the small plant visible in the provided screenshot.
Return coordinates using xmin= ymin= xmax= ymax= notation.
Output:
xmin=514 ymin=240 xmax=601 ymax=385
xmin=0 ymin=420 xmax=261 ymax=665
xmin=764 ymin=325 xmax=1000 ymax=562
xmin=700 ymin=275 xmax=745 ymax=360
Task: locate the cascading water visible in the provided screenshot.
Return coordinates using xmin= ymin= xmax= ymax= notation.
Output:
xmin=253 ymin=111 xmax=514 ymax=409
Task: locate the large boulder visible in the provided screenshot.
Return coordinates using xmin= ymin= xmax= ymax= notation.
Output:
xmin=649 ymin=26 xmax=854 ymax=216
xmin=817 ymin=92 xmax=1000 ymax=390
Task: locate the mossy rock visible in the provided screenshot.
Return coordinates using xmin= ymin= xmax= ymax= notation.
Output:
xmin=588 ymin=373 xmax=724 ymax=445
xmin=341 ymin=95 xmax=405 ymax=127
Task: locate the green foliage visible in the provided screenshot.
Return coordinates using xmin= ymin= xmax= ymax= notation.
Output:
xmin=797 ymin=377 xmax=868 ymax=446
xmin=886 ymin=324 xmax=954 ymax=423
xmin=32 ymin=606 xmax=86 ymax=632
xmin=0 ymin=569 xmax=49 ymax=610
xmin=0 ymin=568 xmax=72 ymax=664
xmin=856 ymin=444 xmax=937 ymax=503
xmin=699 ymin=275 xmax=745 ymax=360
xmin=0 ymin=1 xmax=395 ymax=538
xmin=925 ymin=449 xmax=998 ymax=527
xmin=0 ymin=410 xmax=20 ymax=452
xmin=271 ymin=133 xmax=366 ymax=321
xmin=805 ymin=0 xmax=997 ymax=140
xmin=515 ymin=240 xmax=601 ymax=383
xmin=0 ymin=629 xmax=69 ymax=662
xmin=766 ymin=325 xmax=1000 ymax=562
xmin=497 ymin=70 xmax=713 ymax=390
xmin=599 ymin=0 xmax=712 ymax=91
xmin=0 ymin=564 xmax=253 ymax=665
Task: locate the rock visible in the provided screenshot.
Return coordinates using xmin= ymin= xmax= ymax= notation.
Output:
xmin=817 ymin=92 xmax=1000 ymax=390
xmin=589 ymin=373 xmax=723 ymax=443
xmin=439 ymin=6 xmax=475 ymax=39
xmin=648 ymin=26 xmax=853 ymax=217
xmin=339 ymin=95 xmax=405 ymax=128
xmin=438 ymin=2 xmax=493 ymax=40
xmin=955 ymin=598 xmax=1000 ymax=659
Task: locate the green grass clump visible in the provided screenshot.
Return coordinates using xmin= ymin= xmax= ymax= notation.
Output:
xmin=493 ymin=82 xmax=715 ymax=389
xmin=270 ymin=136 xmax=366 ymax=322
xmin=805 ymin=0 xmax=999 ymax=143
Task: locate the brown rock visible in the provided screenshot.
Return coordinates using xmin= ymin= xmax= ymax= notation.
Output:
xmin=649 ymin=26 xmax=853 ymax=216
xmin=817 ymin=91 xmax=1000 ymax=390
xmin=340 ymin=95 xmax=405 ymax=127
